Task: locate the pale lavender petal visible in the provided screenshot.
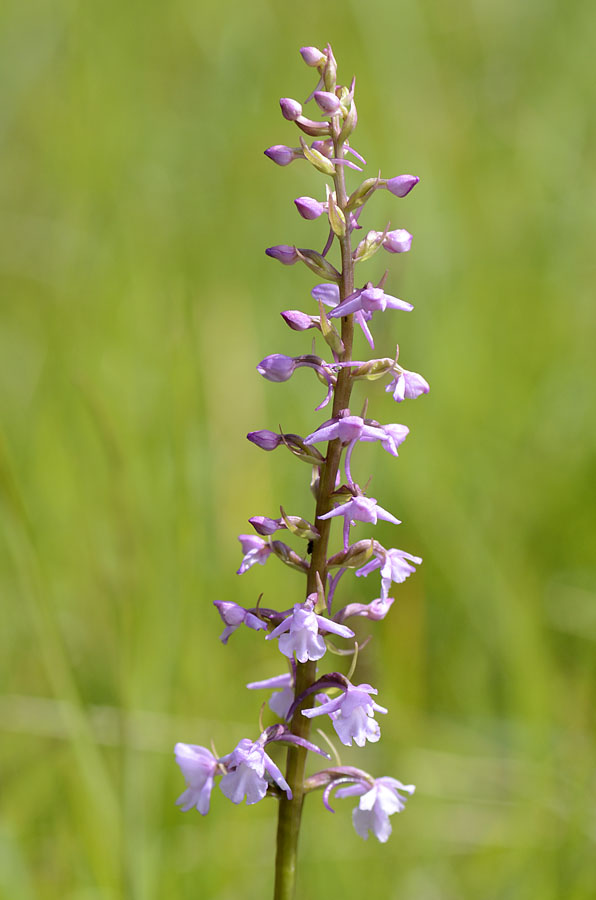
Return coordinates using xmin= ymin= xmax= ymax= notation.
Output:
xmin=315 ymin=616 xmax=355 ymax=639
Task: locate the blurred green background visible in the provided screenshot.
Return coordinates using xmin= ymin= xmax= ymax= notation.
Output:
xmin=1 ymin=0 xmax=595 ymax=897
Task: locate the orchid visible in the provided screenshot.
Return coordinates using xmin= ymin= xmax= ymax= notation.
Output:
xmin=174 ymin=44 xmax=428 ymax=896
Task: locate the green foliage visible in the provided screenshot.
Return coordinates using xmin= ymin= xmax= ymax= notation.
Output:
xmin=1 ymin=0 xmax=595 ymax=897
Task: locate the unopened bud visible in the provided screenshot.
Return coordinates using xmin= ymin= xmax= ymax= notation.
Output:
xmin=311 ymin=139 xmax=333 ymax=158
xmin=294 ymin=196 xmax=326 ymax=220
xmin=264 ymin=144 xmax=301 ymax=166
xmin=247 ymin=430 xmax=283 ymax=451
xmin=256 ymin=354 xmax=297 ymax=383
xmin=249 ymin=515 xmax=283 ymax=535
xmin=265 ymin=244 xmax=299 ymax=265
xmin=281 ymin=310 xmax=318 ymax=331
xmin=384 ymin=175 xmax=419 ymax=198
xmin=381 ymin=228 xmax=413 ymax=253
xmin=314 ymin=90 xmax=341 ymax=116
xmin=279 ymin=97 xmax=302 ymax=121
xmin=300 ymin=46 xmax=326 ymax=67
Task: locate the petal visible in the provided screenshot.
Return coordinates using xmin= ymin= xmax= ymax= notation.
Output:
xmin=315 ymin=615 xmax=355 ymax=639
xmin=247 ymin=673 xmax=293 ymax=691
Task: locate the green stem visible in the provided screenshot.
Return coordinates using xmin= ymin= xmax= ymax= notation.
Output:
xmin=273 ymin=119 xmax=355 ymax=900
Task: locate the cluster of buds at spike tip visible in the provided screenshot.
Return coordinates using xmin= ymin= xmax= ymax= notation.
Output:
xmin=174 ymin=43 xmax=429 ymax=868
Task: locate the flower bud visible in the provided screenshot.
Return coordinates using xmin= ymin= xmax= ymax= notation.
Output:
xmin=384 ymin=175 xmax=419 ymax=198
xmin=264 ymin=145 xmax=300 ymax=166
xmin=294 ymin=196 xmax=326 ymax=220
xmin=247 ymin=430 xmax=283 ymax=451
xmin=256 ymin=354 xmax=297 ymax=383
xmin=311 ymin=139 xmax=333 ymax=158
xmin=265 ymin=245 xmax=299 ymax=265
xmin=281 ymin=310 xmax=318 ymax=332
xmin=381 ymin=229 xmax=413 ymax=253
xmin=314 ymin=90 xmax=341 ymax=116
xmin=300 ymin=46 xmax=326 ymax=67
xmin=279 ymin=97 xmax=302 ymax=121
xmin=249 ymin=515 xmax=283 ymax=535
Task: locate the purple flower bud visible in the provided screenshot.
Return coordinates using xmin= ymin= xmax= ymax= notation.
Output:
xmin=311 ymin=139 xmax=333 ymax=158
xmin=382 ymin=229 xmax=413 ymax=253
xmin=279 ymin=97 xmax=302 ymax=121
xmin=300 ymin=45 xmax=326 ymax=67
xmin=256 ymin=354 xmax=297 ymax=382
xmin=265 ymin=245 xmax=299 ymax=265
xmin=385 ymin=175 xmax=420 ymax=198
xmin=281 ymin=310 xmax=317 ymax=332
xmin=264 ymin=145 xmax=300 ymax=166
xmin=249 ymin=515 xmax=282 ymax=536
xmin=314 ymin=90 xmax=341 ymax=116
xmin=247 ymin=429 xmax=282 ymax=451
xmin=294 ymin=196 xmax=326 ymax=220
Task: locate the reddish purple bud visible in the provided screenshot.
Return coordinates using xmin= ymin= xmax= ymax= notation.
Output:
xmin=256 ymin=354 xmax=297 ymax=383
xmin=265 ymin=245 xmax=299 ymax=265
xmin=281 ymin=310 xmax=317 ymax=331
xmin=385 ymin=175 xmax=419 ymax=198
xmin=294 ymin=196 xmax=326 ymax=220
xmin=247 ymin=430 xmax=282 ymax=450
xmin=314 ymin=90 xmax=341 ymax=116
xmin=280 ymin=98 xmax=302 ymax=121
xmin=300 ymin=46 xmax=326 ymax=67
xmin=264 ymin=145 xmax=300 ymax=166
